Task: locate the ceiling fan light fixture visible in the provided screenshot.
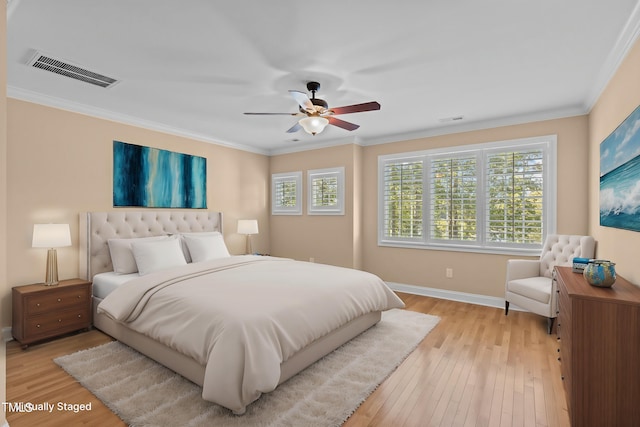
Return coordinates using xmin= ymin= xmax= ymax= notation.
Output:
xmin=299 ymin=116 xmax=329 ymax=135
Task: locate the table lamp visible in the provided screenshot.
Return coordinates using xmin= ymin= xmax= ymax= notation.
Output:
xmin=32 ymin=223 xmax=72 ymax=286
xmin=237 ymin=220 xmax=259 ymax=255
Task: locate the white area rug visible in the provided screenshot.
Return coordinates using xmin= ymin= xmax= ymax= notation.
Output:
xmin=55 ymin=309 xmax=439 ymax=427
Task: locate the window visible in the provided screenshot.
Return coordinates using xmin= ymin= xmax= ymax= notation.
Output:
xmin=308 ymin=167 xmax=345 ymax=215
xmin=378 ymin=135 xmax=556 ymax=255
xmin=382 ymin=160 xmax=423 ymax=238
xmin=430 ymin=155 xmax=477 ymax=241
xmin=485 ymin=149 xmax=544 ymax=245
xmin=272 ymin=171 xmax=302 ymax=215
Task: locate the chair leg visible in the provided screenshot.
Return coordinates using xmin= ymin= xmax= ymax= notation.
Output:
xmin=547 ymin=317 xmax=555 ymax=334
xmin=505 ymin=301 xmax=509 ymax=315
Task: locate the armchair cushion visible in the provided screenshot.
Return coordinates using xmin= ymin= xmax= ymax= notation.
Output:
xmin=507 ymin=277 xmax=552 ymax=304
xmin=506 ymin=259 xmax=541 ymax=281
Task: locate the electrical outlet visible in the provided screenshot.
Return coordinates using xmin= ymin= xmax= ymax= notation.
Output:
xmin=446 ymin=268 xmax=453 ymax=278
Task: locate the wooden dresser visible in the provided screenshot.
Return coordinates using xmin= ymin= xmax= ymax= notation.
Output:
xmin=12 ymin=278 xmax=92 ymax=348
xmin=555 ymin=266 xmax=640 ymax=426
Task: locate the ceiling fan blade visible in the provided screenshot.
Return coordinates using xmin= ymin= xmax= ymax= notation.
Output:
xmin=328 ymin=116 xmax=360 ymax=131
xmin=289 ymin=90 xmax=314 ymax=111
xmin=286 ymin=122 xmax=302 ymax=133
xmin=330 ymin=101 xmax=381 ymax=115
xmin=244 ymin=112 xmax=298 ymax=115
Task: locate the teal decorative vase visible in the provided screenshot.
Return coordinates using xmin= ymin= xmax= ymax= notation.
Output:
xmin=583 ymin=260 xmax=616 ymax=288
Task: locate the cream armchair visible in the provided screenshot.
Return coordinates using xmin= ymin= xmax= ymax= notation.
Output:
xmin=505 ymin=234 xmax=595 ymax=334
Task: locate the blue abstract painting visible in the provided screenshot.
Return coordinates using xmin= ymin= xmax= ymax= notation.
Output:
xmin=113 ymin=141 xmax=207 ymax=208
xmin=600 ymin=104 xmax=640 ymax=232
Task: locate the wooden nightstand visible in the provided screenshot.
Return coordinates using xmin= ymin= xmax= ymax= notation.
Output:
xmin=12 ymin=278 xmax=92 ymax=348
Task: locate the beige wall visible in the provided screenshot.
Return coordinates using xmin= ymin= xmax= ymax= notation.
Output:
xmin=270 ymin=143 xmax=361 ymax=267
xmin=2 ymin=99 xmax=270 ymax=327
xmin=361 ymin=116 xmax=590 ymax=298
xmin=270 ymin=116 xmax=590 ymax=299
xmin=588 ymin=37 xmax=640 ymax=285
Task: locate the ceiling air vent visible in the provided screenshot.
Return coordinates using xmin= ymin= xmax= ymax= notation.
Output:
xmin=439 ymin=115 xmax=464 ymax=123
xmin=27 ymin=52 xmax=118 ymax=88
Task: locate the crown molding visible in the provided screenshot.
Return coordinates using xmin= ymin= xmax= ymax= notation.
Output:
xmin=6 ymin=0 xmax=22 ymax=20
xmin=9 ymin=84 xmax=589 ymax=158
xmin=584 ymin=1 xmax=640 ymax=112
xmin=359 ymin=105 xmax=586 ymax=148
xmin=269 ymin=103 xmax=589 ymax=154
xmin=268 ymin=135 xmax=363 ymax=156
xmin=7 ymin=86 xmax=271 ymax=155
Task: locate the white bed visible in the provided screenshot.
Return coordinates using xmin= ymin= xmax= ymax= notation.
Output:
xmin=79 ymin=211 xmax=404 ymax=413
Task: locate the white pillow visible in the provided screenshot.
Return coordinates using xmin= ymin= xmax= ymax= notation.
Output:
xmin=176 ymin=232 xmax=220 ymax=262
xmin=182 ymin=232 xmax=230 ymax=263
xmin=131 ymin=236 xmax=187 ymax=276
xmin=108 ymin=236 xmax=168 ymax=274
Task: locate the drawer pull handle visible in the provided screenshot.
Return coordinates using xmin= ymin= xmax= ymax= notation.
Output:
xmin=36 ymin=303 xmax=40 ymax=307
xmin=57 ymin=298 xmax=61 ymax=302
xmin=77 ymin=295 xmax=81 ymax=299
xmin=77 ymin=314 xmax=82 ymax=318
xmin=36 ymin=324 xmax=40 ymax=328
xmin=58 ymin=319 xmax=62 ymax=322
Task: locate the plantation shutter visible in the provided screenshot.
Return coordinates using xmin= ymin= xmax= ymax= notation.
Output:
xmin=311 ymin=175 xmax=337 ymax=207
xmin=272 ymin=172 xmax=302 ymax=215
xmin=430 ymin=156 xmax=477 ymax=241
xmin=486 ymin=149 xmax=544 ymax=244
xmin=308 ymin=167 xmax=344 ymax=215
xmin=382 ymin=159 xmax=424 ymax=238
xmin=275 ymin=179 xmax=296 ymax=207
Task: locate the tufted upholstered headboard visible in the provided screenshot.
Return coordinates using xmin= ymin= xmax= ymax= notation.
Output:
xmin=79 ymin=211 xmax=223 ymax=280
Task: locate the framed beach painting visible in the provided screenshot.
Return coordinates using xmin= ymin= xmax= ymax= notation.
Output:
xmin=600 ymin=104 xmax=640 ymax=232
xmin=113 ymin=141 xmax=207 ymax=208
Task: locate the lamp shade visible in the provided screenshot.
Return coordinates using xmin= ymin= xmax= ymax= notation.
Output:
xmin=237 ymin=219 xmax=259 ymax=235
xmin=299 ymin=116 xmax=329 ymax=135
xmin=32 ymin=224 xmax=72 ymax=248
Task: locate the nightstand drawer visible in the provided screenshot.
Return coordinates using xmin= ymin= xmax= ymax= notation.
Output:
xmin=25 ymin=308 xmax=90 ymax=337
xmin=12 ymin=279 xmax=93 ymax=348
xmin=26 ymin=286 xmax=91 ymax=315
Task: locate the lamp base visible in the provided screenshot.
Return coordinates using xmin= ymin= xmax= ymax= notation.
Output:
xmin=246 ymin=235 xmax=253 ymax=255
xmin=44 ymin=248 xmax=59 ymax=286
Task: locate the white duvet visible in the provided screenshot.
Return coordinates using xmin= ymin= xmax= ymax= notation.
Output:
xmin=97 ymin=256 xmax=405 ymax=413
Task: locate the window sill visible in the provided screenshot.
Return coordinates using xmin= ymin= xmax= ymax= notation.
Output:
xmin=377 ymin=240 xmax=541 ymax=257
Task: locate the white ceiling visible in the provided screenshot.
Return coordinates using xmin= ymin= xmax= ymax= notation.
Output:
xmin=7 ymin=0 xmax=640 ymax=155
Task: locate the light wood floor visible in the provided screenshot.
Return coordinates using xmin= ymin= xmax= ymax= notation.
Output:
xmin=6 ymin=293 xmax=570 ymax=427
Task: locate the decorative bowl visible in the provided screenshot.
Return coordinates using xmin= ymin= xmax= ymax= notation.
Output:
xmin=583 ymin=260 xmax=616 ymax=287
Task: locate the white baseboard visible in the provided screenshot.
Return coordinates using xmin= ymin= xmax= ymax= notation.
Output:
xmin=387 ymin=281 xmax=524 ymax=311
xmin=2 ymin=327 xmax=13 ymax=342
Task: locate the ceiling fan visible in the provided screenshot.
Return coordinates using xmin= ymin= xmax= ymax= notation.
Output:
xmin=244 ymin=81 xmax=381 ymax=135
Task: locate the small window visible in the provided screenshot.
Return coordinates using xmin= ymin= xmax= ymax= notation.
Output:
xmin=272 ymin=171 xmax=302 ymax=215
xmin=308 ymin=167 xmax=345 ymax=215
